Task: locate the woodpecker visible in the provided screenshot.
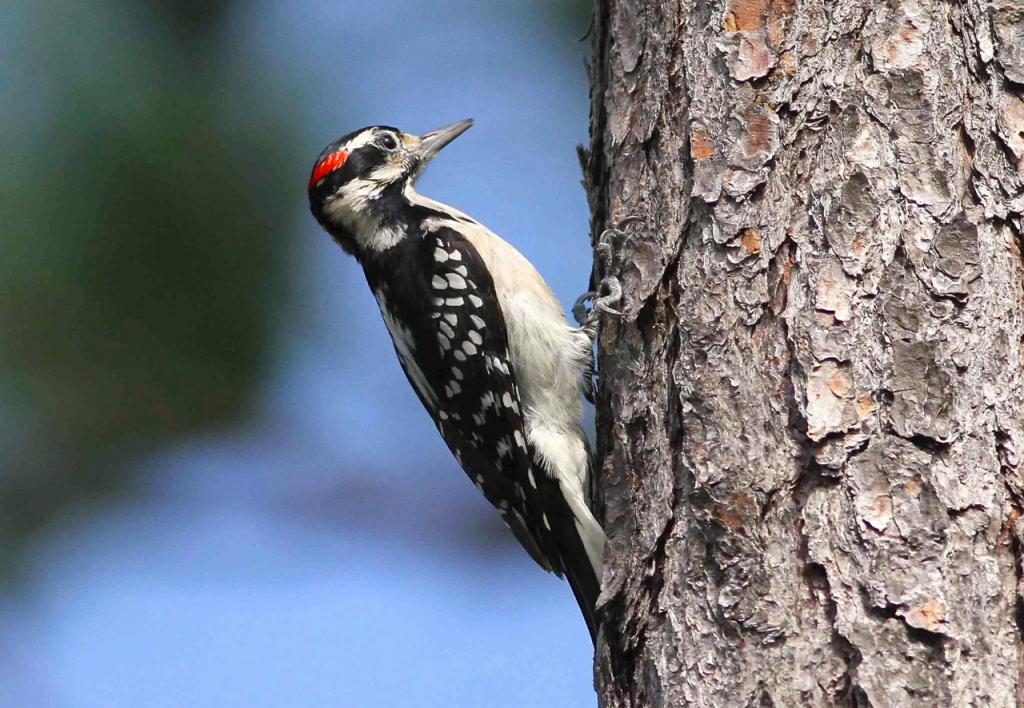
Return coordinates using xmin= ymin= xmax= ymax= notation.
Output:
xmin=307 ymin=119 xmax=605 ymax=639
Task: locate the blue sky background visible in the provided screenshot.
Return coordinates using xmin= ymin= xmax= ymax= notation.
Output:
xmin=0 ymin=1 xmax=597 ymax=706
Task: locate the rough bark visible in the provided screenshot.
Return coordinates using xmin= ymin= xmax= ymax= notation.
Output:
xmin=582 ymin=0 xmax=1024 ymax=705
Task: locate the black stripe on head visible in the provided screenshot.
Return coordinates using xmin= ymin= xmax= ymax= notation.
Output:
xmin=333 ymin=124 xmax=400 ymax=150
xmin=332 ymin=145 xmax=384 ymax=183
xmin=309 ymin=125 xmax=408 ymax=195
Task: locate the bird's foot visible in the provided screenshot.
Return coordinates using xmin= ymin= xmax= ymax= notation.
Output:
xmin=573 ymin=216 xmax=639 ymax=327
xmin=573 ymin=277 xmax=623 ymax=326
xmin=575 ymin=217 xmax=642 ymax=400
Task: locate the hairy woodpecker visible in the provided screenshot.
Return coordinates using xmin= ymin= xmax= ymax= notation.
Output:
xmin=307 ymin=119 xmax=605 ymax=639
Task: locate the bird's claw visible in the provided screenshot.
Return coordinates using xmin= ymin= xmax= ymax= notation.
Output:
xmin=593 ymin=276 xmax=622 ymax=317
xmin=574 ymin=216 xmax=639 ymax=326
xmin=575 ymin=278 xmax=621 ymax=399
xmin=575 ymin=217 xmax=641 ymax=396
xmin=572 ymin=291 xmax=597 ymax=326
xmin=573 ymin=276 xmax=623 ymax=326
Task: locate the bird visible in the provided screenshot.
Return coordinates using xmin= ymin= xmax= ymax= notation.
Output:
xmin=307 ymin=119 xmax=605 ymax=640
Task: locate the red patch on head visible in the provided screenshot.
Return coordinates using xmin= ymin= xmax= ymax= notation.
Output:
xmin=308 ymin=149 xmax=349 ymax=190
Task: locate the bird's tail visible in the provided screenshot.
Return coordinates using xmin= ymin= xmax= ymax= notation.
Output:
xmin=559 ymin=477 xmax=606 ymax=643
xmin=563 ymin=538 xmax=602 ymax=642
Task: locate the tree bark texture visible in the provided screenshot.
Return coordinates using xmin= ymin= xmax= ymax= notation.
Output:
xmin=583 ymin=0 xmax=1024 ymax=705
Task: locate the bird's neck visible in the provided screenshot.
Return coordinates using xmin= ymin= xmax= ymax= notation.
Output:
xmin=329 ymin=181 xmax=412 ymax=257
xmin=342 ymin=184 xmax=470 ymax=260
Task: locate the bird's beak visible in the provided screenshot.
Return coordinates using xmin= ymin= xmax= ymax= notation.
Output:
xmin=415 ymin=119 xmax=474 ymax=163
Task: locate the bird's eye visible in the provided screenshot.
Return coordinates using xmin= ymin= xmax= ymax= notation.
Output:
xmin=379 ymin=134 xmax=398 ymax=151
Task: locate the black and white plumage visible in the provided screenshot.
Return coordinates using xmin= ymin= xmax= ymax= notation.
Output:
xmin=308 ymin=119 xmax=604 ymax=639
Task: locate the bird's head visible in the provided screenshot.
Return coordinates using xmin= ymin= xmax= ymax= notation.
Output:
xmin=308 ymin=119 xmax=473 ymax=254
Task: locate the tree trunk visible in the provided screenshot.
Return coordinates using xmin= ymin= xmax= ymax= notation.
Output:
xmin=583 ymin=0 xmax=1024 ymax=705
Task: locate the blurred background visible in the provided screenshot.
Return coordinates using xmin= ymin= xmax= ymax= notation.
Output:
xmin=0 ymin=1 xmax=597 ymax=706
